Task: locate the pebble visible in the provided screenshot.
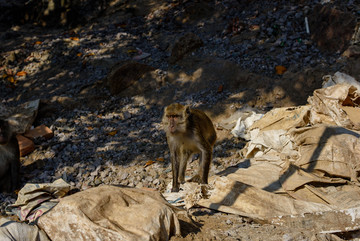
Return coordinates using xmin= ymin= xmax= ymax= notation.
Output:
xmin=0 ymin=0 xmax=357 ymax=217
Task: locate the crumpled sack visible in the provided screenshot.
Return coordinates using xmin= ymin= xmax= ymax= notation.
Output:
xmin=10 ymin=178 xmax=70 ymax=223
xmin=2 ymin=99 xmax=40 ymax=134
xmin=309 ymin=83 xmax=360 ymax=129
xmin=186 ymin=81 xmax=360 ymax=233
xmin=231 ymin=111 xmax=263 ymax=140
xmin=322 ymin=71 xmax=360 ymax=93
xmin=0 ymin=218 xmax=49 ymax=241
xmin=37 ymin=185 xmax=181 ymax=241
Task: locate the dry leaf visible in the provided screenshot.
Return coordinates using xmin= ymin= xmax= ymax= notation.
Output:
xmin=8 ymin=76 xmax=17 ymax=84
xmin=107 ymin=130 xmax=118 ymax=136
xmin=16 ymin=71 xmax=27 ymax=76
xmin=85 ymin=53 xmax=95 ymax=57
xmin=156 ymin=157 xmax=165 ymax=162
xmin=275 ymin=65 xmax=287 ymax=75
xmin=70 ymin=37 xmax=79 ymax=41
xmin=217 ymin=84 xmax=224 ymax=93
xmin=250 ymin=25 xmax=260 ymax=31
xmin=34 ymin=41 xmax=42 ymax=45
xmin=77 ymin=52 xmax=83 ymax=57
xmin=86 ymin=126 xmax=94 ymax=130
xmin=144 ymin=160 xmax=155 ymax=167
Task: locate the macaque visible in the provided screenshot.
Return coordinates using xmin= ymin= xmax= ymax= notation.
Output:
xmin=0 ymin=119 xmax=20 ymax=193
xmin=162 ymin=103 xmax=216 ymax=192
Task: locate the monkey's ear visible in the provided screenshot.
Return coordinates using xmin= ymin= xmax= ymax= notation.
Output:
xmin=184 ymin=105 xmax=191 ymax=115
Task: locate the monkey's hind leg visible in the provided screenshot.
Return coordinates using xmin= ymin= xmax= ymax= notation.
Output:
xmin=188 ymin=149 xmax=211 ymax=184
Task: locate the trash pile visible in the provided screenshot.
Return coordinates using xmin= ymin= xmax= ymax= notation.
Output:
xmin=1 ymin=72 xmax=360 ymax=239
xmin=196 ymin=72 xmax=360 ymax=233
xmin=1 ymin=181 xmax=180 ymax=240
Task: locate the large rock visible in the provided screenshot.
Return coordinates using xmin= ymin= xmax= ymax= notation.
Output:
xmin=106 ymin=61 xmax=156 ymax=95
xmin=342 ymin=48 xmax=360 ymax=81
xmin=308 ymin=5 xmax=356 ymax=53
xmin=174 ymin=1 xmax=215 ymax=24
xmin=169 ymin=33 xmax=203 ymax=64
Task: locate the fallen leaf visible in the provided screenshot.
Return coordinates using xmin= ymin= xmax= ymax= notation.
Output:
xmin=217 ymin=84 xmax=224 ymax=93
xmin=275 ymin=65 xmax=287 ymax=75
xmin=144 ymin=160 xmax=155 ymax=167
xmin=127 ymin=49 xmax=138 ymax=54
xmin=7 ymin=76 xmax=16 ymax=84
xmin=16 ymin=71 xmax=27 ymax=76
xmin=156 ymin=157 xmax=165 ymax=162
xmin=86 ymin=126 xmax=94 ymax=130
xmin=70 ymin=37 xmax=79 ymax=41
xmin=85 ymin=53 xmax=95 ymax=57
xmin=34 ymin=41 xmax=42 ymax=45
xmin=107 ymin=130 xmax=118 ymax=136
xmin=77 ymin=52 xmax=83 ymax=57
xmin=250 ymin=25 xmax=260 ymax=31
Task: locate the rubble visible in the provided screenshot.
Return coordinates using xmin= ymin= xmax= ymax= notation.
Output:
xmin=0 ymin=0 xmax=360 ymax=240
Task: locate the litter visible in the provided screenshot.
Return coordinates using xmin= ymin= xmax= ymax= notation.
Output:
xmin=163 ymin=73 xmax=360 ymax=234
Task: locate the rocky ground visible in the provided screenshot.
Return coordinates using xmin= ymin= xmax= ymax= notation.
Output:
xmin=0 ymin=0 xmax=360 ymax=240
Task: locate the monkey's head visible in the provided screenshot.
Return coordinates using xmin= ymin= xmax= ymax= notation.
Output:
xmin=0 ymin=119 xmax=11 ymax=145
xmin=163 ymin=103 xmax=190 ymax=134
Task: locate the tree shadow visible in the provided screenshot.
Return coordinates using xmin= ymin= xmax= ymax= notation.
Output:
xmin=0 ymin=0 xmax=346 ymax=192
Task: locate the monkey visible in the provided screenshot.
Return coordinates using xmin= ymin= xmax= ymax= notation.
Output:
xmin=0 ymin=119 xmax=20 ymax=193
xmin=162 ymin=103 xmax=216 ymax=192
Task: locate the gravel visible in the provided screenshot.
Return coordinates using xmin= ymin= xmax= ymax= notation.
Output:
xmin=0 ymin=0 xmax=358 ymax=224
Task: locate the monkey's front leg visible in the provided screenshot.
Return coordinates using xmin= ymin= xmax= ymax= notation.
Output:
xmin=170 ymin=147 xmax=180 ymax=192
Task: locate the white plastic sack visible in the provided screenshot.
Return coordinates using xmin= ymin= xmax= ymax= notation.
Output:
xmin=322 ymin=71 xmax=360 ymax=93
xmin=231 ymin=111 xmax=263 ymax=140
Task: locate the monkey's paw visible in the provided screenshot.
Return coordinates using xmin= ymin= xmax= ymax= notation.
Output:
xmin=188 ymin=175 xmax=207 ymax=184
xmin=171 ymin=187 xmax=179 ymax=192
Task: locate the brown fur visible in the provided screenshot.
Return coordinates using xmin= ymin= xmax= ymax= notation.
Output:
xmin=162 ymin=103 xmax=216 ymax=192
xmin=0 ymin=119 xmax=20 ymax=193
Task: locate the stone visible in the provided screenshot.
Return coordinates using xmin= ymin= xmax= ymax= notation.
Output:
xmin=308 ymin=5 xmax=356 ymax=53
xmin=342 ymin=45 xmax=360 ymax=58
xmin=106 ymin=61 xmax=155 ymax=95
xmin=169 ymin=33 xmax=203 ymax=64
xmin=181 ymin=1 xmax=214 ymax=23
xmin=24 ymin=124 xmax=54 ymax=140
xmin=16 ymin=134 xmax=35 ymax=157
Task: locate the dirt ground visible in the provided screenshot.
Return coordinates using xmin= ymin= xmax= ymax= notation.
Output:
xmin=1 ymin=0 xmax=360 ymax=240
